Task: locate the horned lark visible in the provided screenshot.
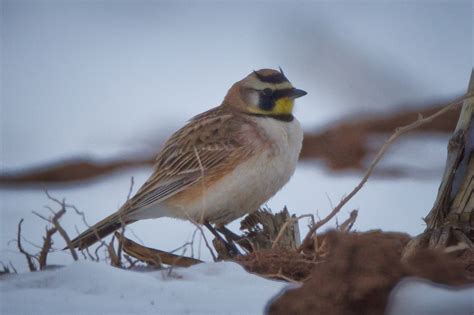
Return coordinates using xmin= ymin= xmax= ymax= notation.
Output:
xmin=71 ymin=68 xmax=307 ymax=249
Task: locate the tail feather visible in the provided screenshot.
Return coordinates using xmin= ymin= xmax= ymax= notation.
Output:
xmin=69 ymin=212 xmax=135 ymax=250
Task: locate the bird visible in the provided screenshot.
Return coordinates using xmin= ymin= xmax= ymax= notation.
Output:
xmin=70 ymin=68 xmax=307 ymax=250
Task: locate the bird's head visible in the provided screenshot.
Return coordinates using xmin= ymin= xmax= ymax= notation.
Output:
xmin=224 ymin=68 xmax=307 ymax=118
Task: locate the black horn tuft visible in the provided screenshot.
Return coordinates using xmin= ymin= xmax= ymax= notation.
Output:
xmin=278 ymin=66 xmax=285 ymax=76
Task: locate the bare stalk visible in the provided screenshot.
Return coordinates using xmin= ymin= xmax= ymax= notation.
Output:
xmin=298 ymin=96 xmax=465 ymax=252
xmin=16 ymin=219 xmax=38 ymax=271
xmin=38 ymin=226 xmax=58 ymax=270
xmin=116 ymin=177 xmax=135 ymax=268
xmin=272 ymin=214 xmax=314 ymax=249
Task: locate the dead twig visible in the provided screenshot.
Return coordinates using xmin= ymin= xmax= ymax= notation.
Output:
xmin=116 ymin=232 xmax=202 ymax=267
xmin=74 ymin=225 xmax=94 ymax=260
xmin=262 ymin=268 xmax=302 ymax=284
xmin=185 ymin=214 xmax=217 ymax=262
xmin=94 ymin=242 xmax=106 ymax=262
xmin=107 ymin=235 xmax=121 ymax=267
xmin=45 ymin=190 xmax=109 ymax=262
xmin=124 ymin=254 xmax=140 ymax=269
xmin=45 ymin=188 xmax=108 ymax=255
xmin=34 ymin=204 xmax=78 ymax=262
xmin=19 ymin=237 xmax=44 ymax=251
xmin=126 ymin=176 xmax=135 ymax=201
xmin=337 ymin=210 xmax=358 ymax=233
xmin=16 ymin=219 xmax=37 ymax=271
xmin=9 ymin=262 xmax=18 ymax=274
xmin=115 ymin=177 xmax=135 ymax=268
xmin=52 ymin=207 xmax=78 ymax=261
xmin=298 ymin=96 xmax=464 ymax=253
xmin=172 ymin=227 xmax=199 ymax=258
xmin=0 ymin=261 xmax=18 ymax=275
xmin=38 ymin=226 xmax=58 ymax=270
xmin=272 ymin=214 xmax=313 ymax=249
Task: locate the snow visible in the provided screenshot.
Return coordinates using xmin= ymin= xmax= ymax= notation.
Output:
xmin=2 ymin=261 xmax=473 ymax=315
xmin=386 ymin=278 xmax=474 ymax=315
xmin=0 ymin=261 xmax=288 ymax=315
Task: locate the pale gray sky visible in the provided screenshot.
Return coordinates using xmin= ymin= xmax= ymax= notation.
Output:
xmin=1 ymin=1 xmax=471 ymax=168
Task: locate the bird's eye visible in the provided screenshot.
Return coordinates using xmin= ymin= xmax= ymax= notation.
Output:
xmin=262 ymin=88 xmax=273 ymax=96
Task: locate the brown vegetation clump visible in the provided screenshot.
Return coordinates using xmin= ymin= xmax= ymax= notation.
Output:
xmin=267 ymin=231 xmax=473 ymax=315
xmin=235 ymin=249 xmax=315 ymax=282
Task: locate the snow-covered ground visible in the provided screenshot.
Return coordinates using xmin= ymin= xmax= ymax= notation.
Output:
xmin=2 ymin=258 xmax=473 ymax=315
xmin=0 ymin=261 xmax=289 ymax=315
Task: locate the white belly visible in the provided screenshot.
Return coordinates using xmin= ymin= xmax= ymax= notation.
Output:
xmin=185 ymin=116 xmax=304 ymax=224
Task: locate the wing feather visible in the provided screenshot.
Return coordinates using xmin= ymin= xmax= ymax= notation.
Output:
xmin=123 ymin=107 xmax=255 ymax=214
xmin=131 ymin=175 xmax=200 ymax=209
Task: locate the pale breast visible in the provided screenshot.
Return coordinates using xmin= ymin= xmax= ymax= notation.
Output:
xmin=178 ymin=116 xmax=304 ymax=225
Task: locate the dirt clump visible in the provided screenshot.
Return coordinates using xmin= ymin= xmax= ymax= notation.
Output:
xmin=266 ymin=231 xmax=472 ymax=315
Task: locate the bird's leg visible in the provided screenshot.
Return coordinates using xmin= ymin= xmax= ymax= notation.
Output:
xmin=217 ymin=226 xmax=241 ymax=243
xmin=204 ymin=221 xmax=225 ymax=242
xmin=204 ymin=222 xmax=241 ymax=257
xmin=217 ymin=226 xmax=253 ymax=253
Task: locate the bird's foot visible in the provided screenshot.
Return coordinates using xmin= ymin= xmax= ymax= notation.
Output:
xmin=204 ymin=222 xmax=241 ymax=258
xmin=217 ymin=226 xmax=253 ymax=253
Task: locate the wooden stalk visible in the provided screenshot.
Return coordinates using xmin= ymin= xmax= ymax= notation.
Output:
xmin=404 ymin=69 xmax=473 ymax=256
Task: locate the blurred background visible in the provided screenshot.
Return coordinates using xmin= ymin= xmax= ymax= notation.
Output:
xmin=1 ymin=0 xmax=472 ymax=270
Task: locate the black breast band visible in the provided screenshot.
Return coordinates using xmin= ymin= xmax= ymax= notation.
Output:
xmin=247 ymin=113 xmax=294 ymax=122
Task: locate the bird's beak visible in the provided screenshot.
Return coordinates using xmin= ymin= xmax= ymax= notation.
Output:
xmin=289 ymin=88 xmax=307 ymax=99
